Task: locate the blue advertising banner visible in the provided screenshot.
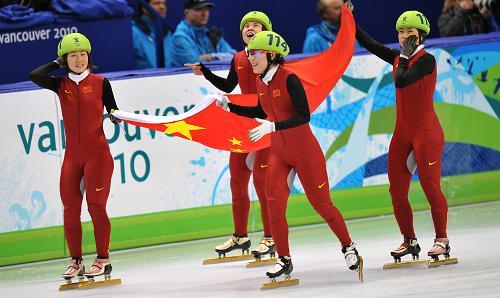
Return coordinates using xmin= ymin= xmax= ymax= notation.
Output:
xmin=0 ymin=17 xmax=134 ymax=84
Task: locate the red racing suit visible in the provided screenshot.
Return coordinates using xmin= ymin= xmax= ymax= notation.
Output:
xmin=230 ymin=65 xmax=353 ymax=256
xmin=30 ymin=62 xmax=118 ymax=258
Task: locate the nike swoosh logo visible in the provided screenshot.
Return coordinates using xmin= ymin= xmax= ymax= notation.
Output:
xmin=96 ymin=187 xmax=105 ymax=192
xmin=318 ymin=181 xmax=327 ymax=189
xmin=259 ymin=93 xmax=265 ymax=96
xmin=64 ymin=89 xmax=71 ymax=93
xmin=428 ymin=161 xmax=438 ymax=166
xmin=260 ymin=164 xmax=269 ymax=168
xmin=237 ymin=66 xmax=244 ymax=69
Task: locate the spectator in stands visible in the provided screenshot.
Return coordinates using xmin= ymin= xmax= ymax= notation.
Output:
xmin=168 ymin=0 xmax=234 ymax=67
xmin=438 ymin=0 xmax=493 ymax=37
xmin=132 ymin=0 xmax=172 ymax=69
xmin=303 ymin=0 xmax=358 ymax=53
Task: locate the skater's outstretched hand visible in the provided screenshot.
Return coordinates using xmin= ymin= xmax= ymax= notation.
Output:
xmin=184 ymin=62 xmax=203 ymax=76
xmin=248 ymin=118 xmax=275 ymax=142
xmin=109 ymin=109 xmax=122 ymax=124
xmin=344 ymin=0 xmax=354 ymax=12
xmin=401 ymin=35 xmax=418 ymax=58
xmin=214 ymin=93 xmax=230 ymax=111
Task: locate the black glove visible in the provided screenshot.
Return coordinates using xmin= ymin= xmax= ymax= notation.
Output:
xmin=344 ymin=0 xmax=354 ymax=12
xmin=401 ymin=35 xmax=418 ymax=57
xmin=55 ymin=56 xmax=65 ymax=67
xmin=109 ymin=111 xmax=122 ymax=124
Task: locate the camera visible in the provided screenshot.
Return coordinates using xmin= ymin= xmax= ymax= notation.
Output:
xmin=474 ymin=0 xmax=497 ymax=9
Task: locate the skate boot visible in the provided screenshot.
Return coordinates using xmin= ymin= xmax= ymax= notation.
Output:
xmin=383 ymin=237 xmax=429 ymax=269
xmin=266 ymin=256 xmax=293 ymax=279
xmin=428 ymin=238 xmax=458 ymax=267
xmin=261 ymin=256 xmax=299 ymax=289
xmin=391 ymin=237 xmax=421 ymax=262
xmin=427 ymin=237 xmax=449 ymax=258
xmin=75 ymin=257 xmax=122 ymax=289
xmin=251 ymin=236 xmax=276 ymax=259
xmin=342 ymin=242 xmax=363 ymax=282
xmin=84 ymin=258 xmax=112 ymax=281
xmin=59 ymin=258 xmax=87 ymax=291
xmin=62 ymin=258 xmax=85 ymax=281
xmin=247 ymin=236 xmax=277 ymax=267
xmin=214 ymin=234 xmax=251 ymax=257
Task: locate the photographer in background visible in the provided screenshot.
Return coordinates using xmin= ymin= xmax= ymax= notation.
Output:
xmin=438 ymin=0 xmax=498 ymax=37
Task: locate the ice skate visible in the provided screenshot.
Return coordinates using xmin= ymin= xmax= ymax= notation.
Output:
xmin=384 ymin=237 xmax=429 ymax=269
xmin=427 ymin=238 xmax=458 ymax=267
xmin=261 ymin=256 xmax=299 ymax=290
xmin=59 ymin=258 xmax=88 ymax=291
xmin=247 ymin=236 xmax=277 ymax=268
xmin=202 ymin=234 xmax=253 ymax=265
xmin=342 ymin=242 xmax=363 ymax=282
xmin=78 ymin=258 xmax=121 ymax=289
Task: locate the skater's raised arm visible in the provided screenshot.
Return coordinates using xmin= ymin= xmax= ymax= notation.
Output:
xmin=356 ymin=24 xmax=399 ymax=65
xmin=395 ymin=53 xmax=435 ymax=88
xmin=274 ymin=74 xmax=310 ymax=131
xmin=29 ymin=61 xmax=63 ymax=93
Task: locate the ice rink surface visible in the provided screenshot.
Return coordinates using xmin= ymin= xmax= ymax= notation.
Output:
xmin=1 ymin=201 xmax=500 ymax=297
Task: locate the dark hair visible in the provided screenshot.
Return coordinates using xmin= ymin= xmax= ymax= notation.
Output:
xmin=266 ymin=53 xmax=285 ymax=65
xmin=62 ymin=52 xmax=93 ymax=73
xmin=417 ymin=29 xmax=427 ymax=44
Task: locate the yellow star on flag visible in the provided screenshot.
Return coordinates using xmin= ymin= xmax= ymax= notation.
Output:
xmin=230 ymin=148 xmax=246 ymax=153
xmin=228 ymin=137 xmax=243 ymax=146
xmin=163 ymin=121 xmax=205 ymax=140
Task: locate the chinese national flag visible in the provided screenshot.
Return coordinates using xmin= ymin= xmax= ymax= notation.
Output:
xmin=113 ymin=4 xmax=356 ymax=153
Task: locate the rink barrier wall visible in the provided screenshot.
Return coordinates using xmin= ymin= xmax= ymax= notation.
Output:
xmin=1 ymin=170 xmax=499 ymax=266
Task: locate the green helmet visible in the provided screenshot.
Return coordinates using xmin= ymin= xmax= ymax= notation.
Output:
xmin=395 ymin=10 xmax=430 ymax=35
xmin=248 ymin=31 xmax=290 ymax=57
xmin=240 ymin=11 xmax=272 ymax=32
xmin=57 ymin=33 xmax=92 ymax=57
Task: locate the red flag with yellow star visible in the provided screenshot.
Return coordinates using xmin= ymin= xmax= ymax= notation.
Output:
xmin=113 ymin=4 xmax=356 ymax=153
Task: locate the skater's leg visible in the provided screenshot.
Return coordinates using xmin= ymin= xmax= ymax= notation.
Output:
xmin=266 ymin=150 xmax=293 ymax=257
xmin=293 ymin=145 xmax=352 ymax=247
xmin=252 ymin=148 xmax=272 ymax=236
xmin=84 ymin=149 xmax=114 ymax=259
xmin=388 ymin=133 xmax=415 ymax=239
xmin=60 ymin=154 xmax=84 ymax=259
xmin=413 ymin=135 xmax=448 ymax=239
xmin=229 ymin=152 xmax=252 ymax=237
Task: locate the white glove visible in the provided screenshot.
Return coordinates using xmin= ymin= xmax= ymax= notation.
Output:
xmin=214 ymin=94 xmax=230 ymax=111
xmin=248 ymin=118 xmax=275 ymax=142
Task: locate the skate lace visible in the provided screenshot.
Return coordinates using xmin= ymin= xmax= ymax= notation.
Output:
xmin=64 ymin=259 xmax=81 ymax=274
xmin=270 ymin=260 xmax=285 ymax=273
xmin=222 ymin=237 xmax=237 ymax=247
xmin=257 ymin=238 xmax=272 ymax=250
xmin=431 ymin=241 xmax=447 ymax=250
xmin=395 ymin=243 xmax=409 ymax=251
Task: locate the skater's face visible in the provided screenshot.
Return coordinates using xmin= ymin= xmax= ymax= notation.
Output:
xmin=241 ymin=21 xmax=264 ymax=45
xmin=398 ymin=28 xmax=420 ymax=48
xmin=248 ymin=50 xmax=275 ymax=74
xmin=66 ymin=50 xmax=89 ymax=74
